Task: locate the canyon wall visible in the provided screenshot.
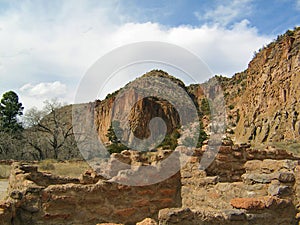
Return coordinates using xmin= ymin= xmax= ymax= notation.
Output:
xmin=223 ymin=28 xmax=300 ymax=144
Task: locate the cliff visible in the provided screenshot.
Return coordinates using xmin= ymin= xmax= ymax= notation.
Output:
xmin=94 ymin=70 xmax=193 ymax=146
xmin=94 ymin=26 xmax=300 ymax=151
xmin=223 ymin=27 xmax=300 ymax=145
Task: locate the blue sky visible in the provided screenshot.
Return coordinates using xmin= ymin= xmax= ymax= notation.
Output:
xmin=0 ymin=0 xmax=299 ymax=110
xmin=117 ymin=0 xmax=300 ymax=35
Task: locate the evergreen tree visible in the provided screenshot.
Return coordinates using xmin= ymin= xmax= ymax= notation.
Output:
xmin=106 ymin=121 xmax=123 ymax=144
xmin=0 ymin=91 xmax=24 ymax=132
xmin=106 ymin=121 xmax=128 ymax=154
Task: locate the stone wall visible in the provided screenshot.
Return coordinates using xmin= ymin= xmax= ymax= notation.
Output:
xmin=168 ymin=142 xmax=300 ymax=225
xmin=3 ymin=162 xmax=181 ymax=225
xmin=1 ymin=143 xmax=300 ymax=224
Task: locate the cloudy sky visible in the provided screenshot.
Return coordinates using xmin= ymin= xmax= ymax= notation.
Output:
xmin=0 ymin=0 xmax=299 ymax=110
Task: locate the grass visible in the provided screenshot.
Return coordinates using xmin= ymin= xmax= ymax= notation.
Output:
xmin=0 ymin=165 xmax=11 ymax=179
xmin=38 ymin=159 xmax=92 ymax=178
xmin=271 ymin=142 xmax=300 ymax=156
xmin=252 ymin=141 xmax=300 ymax=156
xmin=0 ymin=179 xmax=9 ymax=200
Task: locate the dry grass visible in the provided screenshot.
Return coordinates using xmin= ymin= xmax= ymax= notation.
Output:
xmin=0 ymin=179 xmax=8 ymax=200
xmin=271 ymin=142 xmax=300 ymax=156
xmin=38 ymin=160 xmax=92 ymax=178
xmin=0 ymin=165 xmax=11 ymax=179
xmin=252 ymin=141 xmax=300 ymax=156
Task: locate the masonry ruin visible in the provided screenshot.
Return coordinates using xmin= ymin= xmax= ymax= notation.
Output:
xmin=1 ymin=141 xmax=300 ymax=225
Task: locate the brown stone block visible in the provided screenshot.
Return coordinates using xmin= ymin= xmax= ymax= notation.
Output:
xmin=189 ymin=156 xmax=198 ymax=163
xmin=97 ymin=223 xmax=123 ymax=225
xmin=136 ymin=218 xmax=158 ymax=225
xmin=43 ymin=213 xmax=71 ymax=220
xmin=133 ymin=199 xmax=150 ymax=207
xmin=117 ymin=185 xmax=131 ymax=191
xmin=232 ymin=151 xmax=243 ymax=159
xmin=151 ymin=198 xmax=173 ymax=208
xmin=114 ymin=208 xmax=136 ymax=218
xmin=159 ymin=189 xmax=176 ymax=196
xmin=216 ymin=154 xmax=229 ymax=161
xmin=41 ymin=191 xmax=50 ymax=202
xmin=92 ymin=207 xmax=112 ymax=216
xmin=219 ymin=146 xmax=232 ymax=154
xmin=230 ymin=196 xmax=290 ymax=210
xmin=137 ymin=190 xmax=155 ymax=195
xmin=207 ymin=192 xmax=220 ymax=199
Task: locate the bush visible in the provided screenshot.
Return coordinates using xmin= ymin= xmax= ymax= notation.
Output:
xmin=39 ymin=159 xmax=56 ymax=171
xmin=158 ymin=129 xmax=180 ymax=150
xmin=200 ymin=98 xmax=210 ymax=116
xmin=228 ymin=105 xmax=234 ymax=110
xmin=197 ymin=127 xmax=207 ymax=148
xmin=107 ymin=143 xmax=128 ymax=154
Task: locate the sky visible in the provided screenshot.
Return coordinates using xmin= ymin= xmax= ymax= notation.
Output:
xmin=0 ymin=0 xmax=299 ymax=110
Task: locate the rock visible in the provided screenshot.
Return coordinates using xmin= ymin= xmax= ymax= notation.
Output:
xmin=97 ymin=223 xmax=124 ymax=225
xmin=278 ymin=172 xmax=295 ymax=183
xmin=242 ymin=172 xmax=278 ymax=184
xmin=19 ymin=164 xmax=38 ymax=173
xmin=224 ymin=209 xmax=247 ymax=221
xmin=136 ymin=218 xmax=157 ymax=225
xmin=268 ymin=184 xmax=290 ymax=196
xmin=10 ymin=190 xmax=23 ymax=200
xmin=230 ymin=196 xmax=290 ymax=210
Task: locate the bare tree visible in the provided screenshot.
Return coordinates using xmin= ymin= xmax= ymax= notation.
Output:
xmin=24 ymin=99 xmax=77 ymax=160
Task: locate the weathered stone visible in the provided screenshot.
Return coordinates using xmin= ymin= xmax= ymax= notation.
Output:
xmin=10 ymin=190 xmax=23 ymax=200
xmin=224 ymin=209 xmax=247 ymax=221
xmin=6 ymin=162 xmax=181 ymax=225
xmin=97 ymin=223 xmax=123 ymax=225
xmin=230 ymin=196 xmax=290 ymax=210
xmin=268 ymin=184 xmax=290 ymax=196
xmin=136 ymin=218 xmax=157 ymax=225
xmin=19 ymin=164 xmax=38 ymax=173
xmin=278 ymin=172 xmax=295 ymax=183
xmin=242 ymin=172 xmax=278 ymax=184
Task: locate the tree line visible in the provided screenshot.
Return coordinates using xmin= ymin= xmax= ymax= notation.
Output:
xmin=0 ymin=91 xmax=81 ymax=160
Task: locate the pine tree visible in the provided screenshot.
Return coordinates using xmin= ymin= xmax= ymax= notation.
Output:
xmin=0 ymin=91 xmax=24 ymax=132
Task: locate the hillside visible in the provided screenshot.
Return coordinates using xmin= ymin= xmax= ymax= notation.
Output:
xmin=4 ymin=27 xmax=299 ymax=161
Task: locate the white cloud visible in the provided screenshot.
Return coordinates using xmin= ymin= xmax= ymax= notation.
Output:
xmin=20 ymin=81 xmax=67 ymax=97
xmin=18 ymin=81 xmax=71 ymax=110
xmin=0 ymin=1 xmax=272 ymax=111
xmin=195 ymin=0 xmax=252 ymax=26
xmin=297 ymin=0 xmax=300 ymax=9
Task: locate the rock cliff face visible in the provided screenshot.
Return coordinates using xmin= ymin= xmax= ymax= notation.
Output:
xmin=94 ymin=70 xmax=191 ymax=145
xmin=81 ymin=28 xmax=300 ymax=150
xmin=223 ymin=27 xmax=300 ymax=145
xmin=76 ymin=27 xmax=300 ymax=156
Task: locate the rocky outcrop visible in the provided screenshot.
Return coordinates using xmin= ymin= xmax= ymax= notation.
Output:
xmin=94 ymin=70 xmax=186 ymax=144
xmin=223 ymin=27 xmax=300 ymax=144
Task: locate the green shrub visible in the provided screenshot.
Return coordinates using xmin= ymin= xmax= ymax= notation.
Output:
xmin=107 ymin=143 xmax=128 ymax=154
xmin=228 ymin=105 xmax=234 ymax=110
xmin=158 ymin=129 xmax=180 ymax=150
xmin=197 ymin=126 xmax=208 ymax=148
xmin=200 ymin=98 xmax=210 ymax=116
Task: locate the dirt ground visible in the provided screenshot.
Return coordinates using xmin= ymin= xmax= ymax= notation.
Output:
xmin=0 ymin=179 xmax=8 ymax=200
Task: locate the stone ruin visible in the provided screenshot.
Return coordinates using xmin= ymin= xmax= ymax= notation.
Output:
xmin=0 ymin=141 xmax=300 ymax=225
